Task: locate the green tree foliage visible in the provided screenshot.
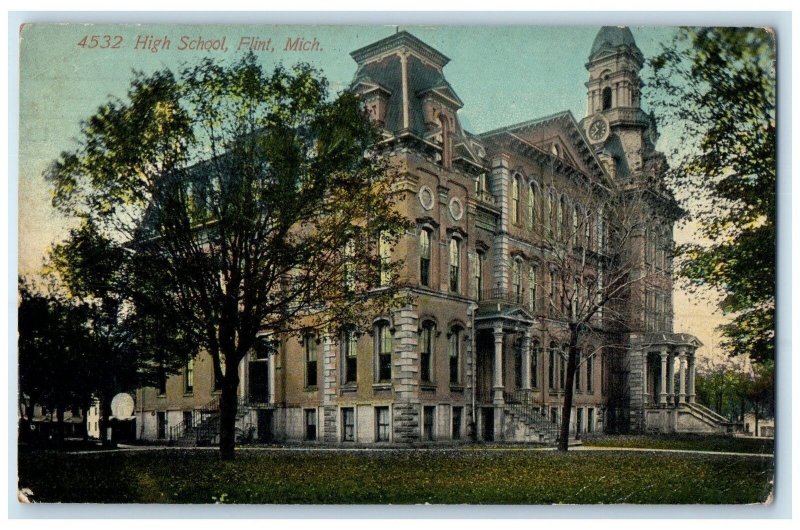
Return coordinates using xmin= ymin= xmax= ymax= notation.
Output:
xmin=649 ymin=28 xmax=776 ymax=363
xmin=18 ymin=279 xmax=92 ymax=445
xmin=44 ymin=220 xmax=196 ymax=445
xmin=46 ymin=53 xmax=409 ymax=459
xmin=695 ymin=357 xmax=774 ymax=427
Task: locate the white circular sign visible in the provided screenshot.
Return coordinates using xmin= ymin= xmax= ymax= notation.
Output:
xmin=110 ymin=393 xmax=135 ymax=418
xmin=449 ymin=197 xmax=463 ymax=221
xmin=418 ymin=185 xmax=435 ymax=211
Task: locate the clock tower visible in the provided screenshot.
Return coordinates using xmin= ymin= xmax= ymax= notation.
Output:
xmin=581 ymin=26 xmax=661 ymax=181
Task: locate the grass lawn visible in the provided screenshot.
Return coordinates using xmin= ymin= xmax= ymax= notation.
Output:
xmin=581 ymin=434 xmax=774 ymax=454
xmin=18 ymin=447 xmax=772 ymax=504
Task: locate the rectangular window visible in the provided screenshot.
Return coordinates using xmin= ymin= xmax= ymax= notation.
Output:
xmin=423 ymin=406 xmax=435 ymax=441
xmin=587 ymin=354 xmax=594 ymax=394
xmin=157 ymin=411 xmax=166 ymax=439
xmin=511 ymin=260 xmax=521 ymax=303
xmin=560 ymin=349 xmax=567 ymax=390
xmin=305 ymin=409 xmax=317 ymax=441
xmin=575 ymin=350 xmax=582 ymax=392
xmin=157 ymin=369 xmax=167 ymax=396
xmin=184 ymin=359 xmax=194 ymax=394
xmin=449 ymin=328 xmax=460 ymax=385
xmin=549 ymin=272 xmax=557 ymax=317
xmin=452 ymin=407 xmax=462 ymax=440
xmin=577 ymin=407 xmax=584 ymax=435
xmin=375 ymin=407 xmax=390 ymax=442
xmin=343 ymin=240 xmax=355 ymax=290
xmin=183 ymin=410 xmax=193 ymax=430
xmin=305 ymin=336 xmax=318 ymax=388
xmin=343 ymin=330 xmax=358 ymax=385
xmin=531 ymin=342 xmax=539 ymax=388
xmin=379 ymin=232 xmax=391 ymax=286
xmin=375 ymin=322 xmax=392 ymax=382
xmin=474 ymin=251 xmax=484 ymax=300
xmin=421 ymin=323 xmax=434 ymax=383
xmin=548 ymin=346 xmax=556 ymax=391
xmin=529 ymin=266 xmax=537 ymax=311
xmin=527 ymin=184 xmax=535 ymax=230
xmin=449 ymin=238 xmax=460 ymax=293
xmin=420 ymin=229 xmax=431 ymax=287
xmin=550 ymin=407 xmax=558 ymax=425
xmin=342 ymin=408 xmax=355 ymax=442
xmin=587 ymin=408 xmax=594 ymax=433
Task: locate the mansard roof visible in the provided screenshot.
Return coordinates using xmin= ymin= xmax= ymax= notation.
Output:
xmin=350 ymin=30 xmax=450 ymax=68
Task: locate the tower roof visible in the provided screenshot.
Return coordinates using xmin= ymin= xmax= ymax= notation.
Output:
xmin=589 ymin=26 xmax=642 ymax=61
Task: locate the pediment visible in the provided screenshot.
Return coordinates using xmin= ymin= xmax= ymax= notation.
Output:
xmin=479 ymin=111 xmax=609 ymax=184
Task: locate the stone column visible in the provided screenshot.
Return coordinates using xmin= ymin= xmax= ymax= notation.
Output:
xmin=493 ymin=325 xmax=505 ymax=405
xmin=667 ymin=349 xmax=676 ymax=406
xmin=642 ymin=353 xmax=649 ymax=405
xmin=522 ymin=330 xmax=532 ymax=391
xmin=688 ymin=352 xmax=697 ymax=404
xmin=678 ymin=349 xmax=687 ymax=404
xmin=659 ymin=348 xmax=668 ymax=406
xmin=268 ymin=350 xmax=276 ymax=404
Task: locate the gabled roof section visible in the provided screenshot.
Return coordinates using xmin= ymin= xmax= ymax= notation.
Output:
xmin=478 ymin=111 xmax=611 ymax=186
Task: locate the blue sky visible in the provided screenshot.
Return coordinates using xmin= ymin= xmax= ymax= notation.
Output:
xmin=19 ymin=24 xmax=727 ymax=351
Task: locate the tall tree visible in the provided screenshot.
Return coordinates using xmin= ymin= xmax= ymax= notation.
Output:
xmin=526 ymin=170 xmax=673 ymax=450
xmin=18 ymin=278 xmax=93 ymax=446
xmin=649 ymin=28 xmax=776 ymax=363
xmin=46 ymin=54 xmax=409 ymax=459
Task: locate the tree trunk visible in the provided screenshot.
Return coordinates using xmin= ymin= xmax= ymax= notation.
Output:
xmin=81 ymin=405 xmax=89 ymax=443
xmin=754 ymin=407 xmax=760 ymax=437
xmin=558 ymin=326 xmax=579 ymax=452
xmin=218 ymin=359 xmax=241 ymax=461
xmin=100 ymin=396 xmax=113 ymax=447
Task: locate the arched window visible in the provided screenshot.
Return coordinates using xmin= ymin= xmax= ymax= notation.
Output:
xmin=511 ymin=259 xmax=522 ymax=303
xmin=512 ymin=175 xmax=521 ymax=224
xmin=378 ymin=232 xmax=391 ymax=286
xmin=420 ymin=321 xmax=435 ymax=383
xmin=448 ymin=326 xmax=462 ymax=385
xmin=528 ymin=264 xmax=537 ymax=312
xmin=184 ymin=359 xmax=194 ymax=394
xmin=586 ymin=210 xmax=594 ymax=250
xmin=602 ymin=87 xmax=612 ymax=110
xmin=474 ymin=250 xmax=484 ymax=300
xmin=342 ymin=327 xmax=358 ymax=385
xmin=527 ymin=183 xmax=537 ymax=230
xmin=531 ymin=339 xmax=540 ymax=388
xmin=419 ymin=228 xmax=431 ymax=287
xmin=449 ymin=237 xmax=461 ymax=293
xmin=343 ymin=239 xmax=356 ymax=290
xmin=560 ymin=195 xmax=569 ymax=240
xmin=374 ymin=321 xmax=392 ymax=383
xmin=548 ymin=189 xmax=557 ymax=237
xmin=572 ymin=204 xmax=581 ymax=246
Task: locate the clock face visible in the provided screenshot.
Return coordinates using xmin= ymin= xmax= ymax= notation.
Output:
xmin=588 ymin=117 xmax=609 ymax=143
